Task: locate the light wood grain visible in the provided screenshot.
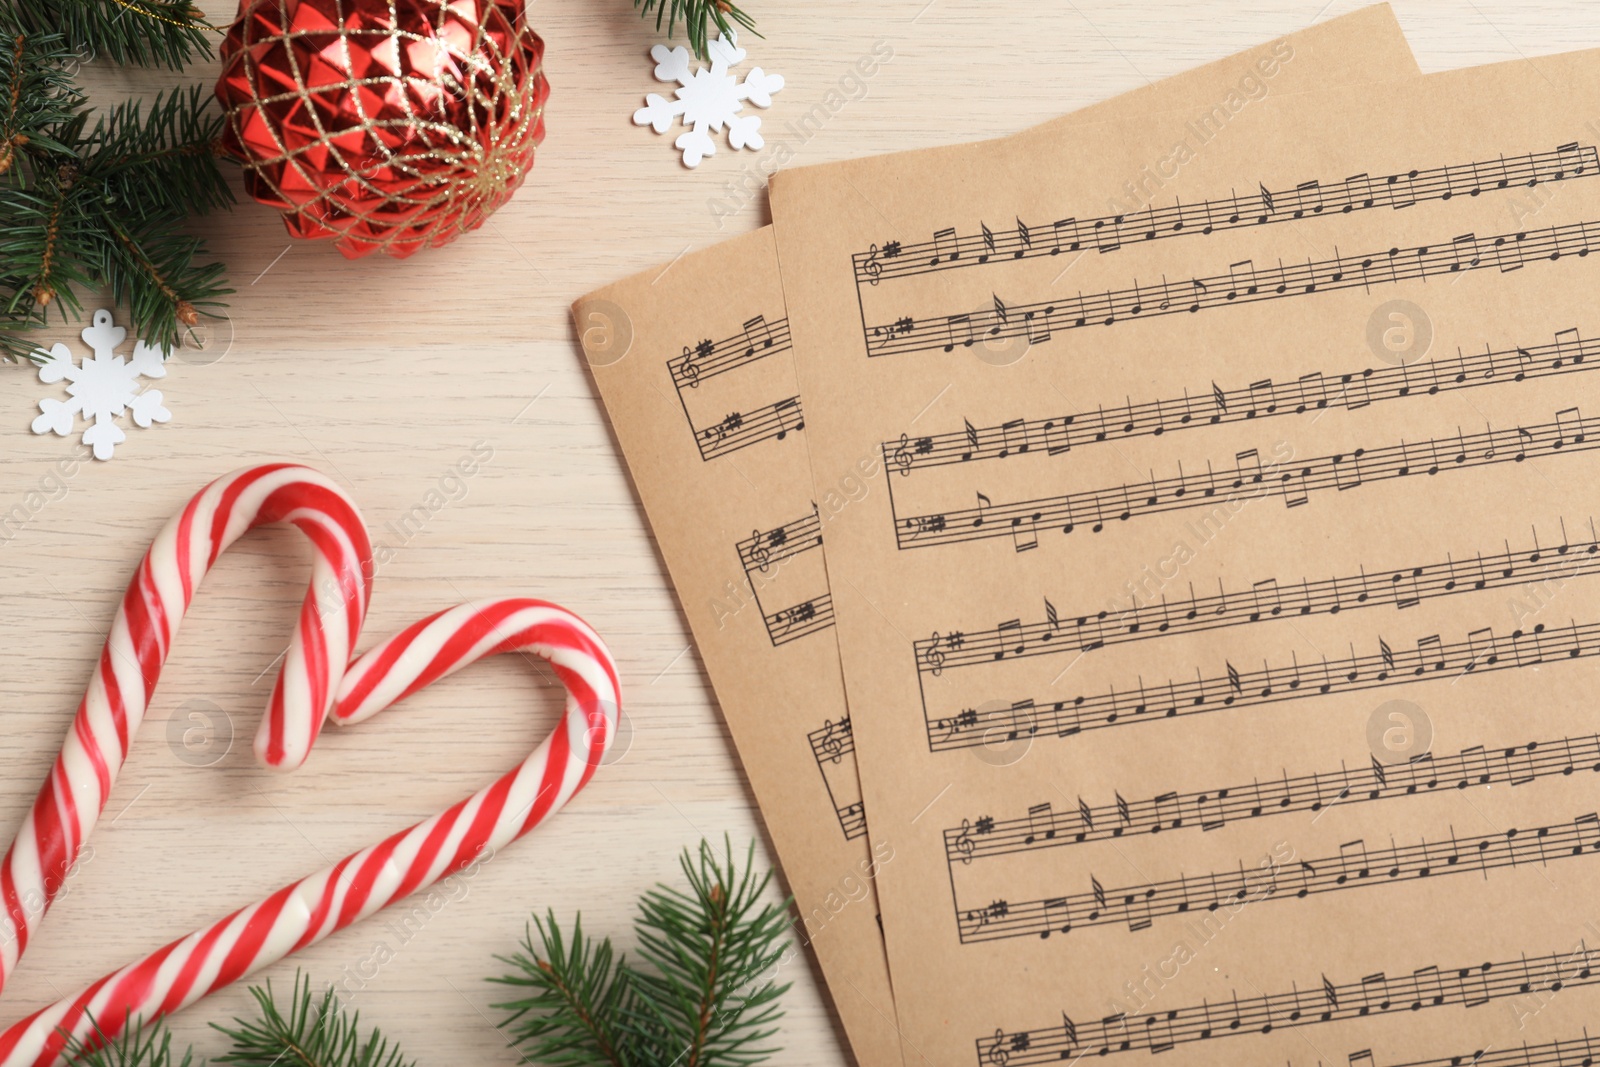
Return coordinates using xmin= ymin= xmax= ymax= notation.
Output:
xmin=3 ymin=3 xmax=1599 ymax=1063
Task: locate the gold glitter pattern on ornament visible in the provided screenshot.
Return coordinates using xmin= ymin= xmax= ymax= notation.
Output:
xmin=215 ymin=0 xmax=548 ymax=259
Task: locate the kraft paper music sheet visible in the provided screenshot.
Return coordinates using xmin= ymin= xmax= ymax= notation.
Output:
xmin=574 ymin=8 xmax=1417 ymax=1064
xmin=770 ymin=41 xmax=1600 ymax=1067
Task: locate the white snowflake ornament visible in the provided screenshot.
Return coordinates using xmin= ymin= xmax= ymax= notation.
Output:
xmin=633 ymin=30 xmax=784 ymax=168
xmin=30 ymin=309 xmax=171 ymax=461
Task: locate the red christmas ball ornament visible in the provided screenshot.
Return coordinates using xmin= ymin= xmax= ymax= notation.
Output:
xmin=215 ymin=0 xmax=549 ymax=259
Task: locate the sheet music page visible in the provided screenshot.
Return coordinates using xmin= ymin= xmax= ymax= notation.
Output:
xmin=770 ymin=44 xmax=1600 ymax=1067
xmin=574 ymin=9 xmax=1415 ymax=1064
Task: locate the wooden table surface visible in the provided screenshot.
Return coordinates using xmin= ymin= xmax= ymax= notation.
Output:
xmin=3 ymin=2 xmax=1599 ymax=1063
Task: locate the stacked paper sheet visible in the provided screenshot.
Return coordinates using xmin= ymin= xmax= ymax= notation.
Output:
xmin=576 ymin=8 xmax=1600 ymax=1064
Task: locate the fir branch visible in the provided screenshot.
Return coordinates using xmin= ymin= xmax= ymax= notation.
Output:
xmin=84 ymin=85 xmax=232 ymax=219
xmin=58 ymin=973 xmax=415 ymax=1067
xmin=0 ymin=1 xmax=232 ymax=363
xmin=494 ymin=912 xmax=636 ymax=1067
xmin=0 ymin=19 xmax=86 ymax=172
xmin=95 ymin=193 xmax=231 ymax=350
xmin=494 ymin=838 xmax=791 ymax=1067
xmin=627 ymin=839 xmax=790 ymax=1067
xmin=1 ymin=159 xmax=99 ymax=351
xmin=9 ymin=0 xmax=218 ymax=70
xmin=633 ymin=0 xmax=757 ymax=60
xmin=212 ymin=972 xmax=414 ymax=1067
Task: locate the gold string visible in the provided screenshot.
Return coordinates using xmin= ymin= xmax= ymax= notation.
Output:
xmin=102 ymin=0 xmax=226 ymax=34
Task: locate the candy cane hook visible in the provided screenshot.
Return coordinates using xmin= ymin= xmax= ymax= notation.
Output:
xmin=0 ymin=464 xmax=373 ymax=997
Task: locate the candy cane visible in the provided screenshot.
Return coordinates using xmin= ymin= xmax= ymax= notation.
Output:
xmin=0 ymin=464 xmax=372 ymax=998
xmin=0 ymin=598 xmax=621 ymax=1067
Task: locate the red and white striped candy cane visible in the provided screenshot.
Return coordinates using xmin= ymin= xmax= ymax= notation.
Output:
xmin=0 ymin=598 xmax=621 ymax=1067
xmin=0 ymin=464 xmax=372 ymax=998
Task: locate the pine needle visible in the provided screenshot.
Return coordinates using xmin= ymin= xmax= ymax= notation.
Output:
xmin=493 ymin=837 xmax=792 ymax=1067
xmin=0 ymin=1 xmax=232 ymax=363
xmin=60 ymin=1014 xmax=197 ymax=1067
xmin=57 ymin=973 xmax=415 ymax=1067
xmin=11 ymin=0 xmax=217 ymax=70
xmin=212 ymin=972 xmax=415 ymax=1067
xmin=494 ymin=912 xmax=636 ymax=1067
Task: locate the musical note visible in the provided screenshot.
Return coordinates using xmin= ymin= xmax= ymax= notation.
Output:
xmin=865 ymin=145 xmax=1600 ymax=285
xmin=1015 ymin=895 xmax=1061 ymax=941
xmin=668 ymin=316 xmax=792 ymax=389
xmin=1050 ymin=218 xmax=1082 ymax=256
xmin=973 ymin=491 xmax=993 ymax=528
xmin=691 ymin=395 xmax=807 ymax=460
xmin=1558 ymin=405 xmax=1587 ymax=447
xmin=1012 ymin=217 xmax=1031 ymax=259
xmin=960 ymin=418 xmax=980 ymax=462
xmin=1094 ymin=213 xmax=1125 ymax=253
xmin=968 ymin=421 xmax=1017 ymax=466
xmin=1225 ymin=258 xmax=1257 ymax=300
xmin=938 ymin=733 xmax=1600 ymax=862
xmin=970 ymin=945 xmax=1600 ymax=1065
xmin=771 ymin=396 xmax=803 ymax=440
xmin=924 ymin=616 xmax=1600 ymax=752
xmin=1289 ymin=179 xmax=1324 ymax=217
xmin=892 ymin=326 xmax=1529 ymax=462
xmin=1024 ymin=803 xmax=1055 ymax=845
xmin=894 ymin=409 xmax=1600 ymax=551
xmin=864 ymin=220 xmax=1598 ymax=358
xmin=1009 ymin=512 xmax=1039 ymax=553
xmin=978 ymin=221 xmax=996 ymax=263
xmin=943 ymin=314 xmax=976 ymax=352
xmin=739 ymin=314 xmax=774 ymax=356
xmin=956 ymin=808 xmax=1600 ymax=943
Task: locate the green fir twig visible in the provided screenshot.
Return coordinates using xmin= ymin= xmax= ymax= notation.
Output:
xmin=0 ymin=0 xmax=232 ymax=364
xmin=58 ymin=973 xmax=412 ymax=1067
xmin=211 ymin=973 xmax=414 ymax=1067
xmin=496 ymin=913 xmax=637 ymax=1067
xmin=10 ymin=0 xmax=216 ymax=70
xmin=60 ymin=1014 xmax=198 ymax=1067
xmin=633 ymin=0 xmax=758 ymax=60
xmin=493 ymin=837 xmax=792 ymax=1067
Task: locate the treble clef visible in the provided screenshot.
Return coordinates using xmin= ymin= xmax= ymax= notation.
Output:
xmin=891 ymin=432 xmax=913 ymax=476
xmin=986 ymin=1029 xmax=1010 ymax=1066
xmin=953 ymin=818 xmax=975 ymax=865
xmin=862 ymin=243 xmax=884 ymax=286
xmin=748 ymin=528 xmax=770 ymax=571
xmin=680 ymin=344 xmax=702 ymax=388
xmin=923 ymin=631 xmax=945 ymax=676
xmin=820 ymin=719 xmax=843 ymax=763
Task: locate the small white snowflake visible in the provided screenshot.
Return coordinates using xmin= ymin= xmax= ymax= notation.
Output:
xmin=633 ymin=30 xmax=784 ymax=168
xmin=30 ymin=309 xmax=171 ymax=461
